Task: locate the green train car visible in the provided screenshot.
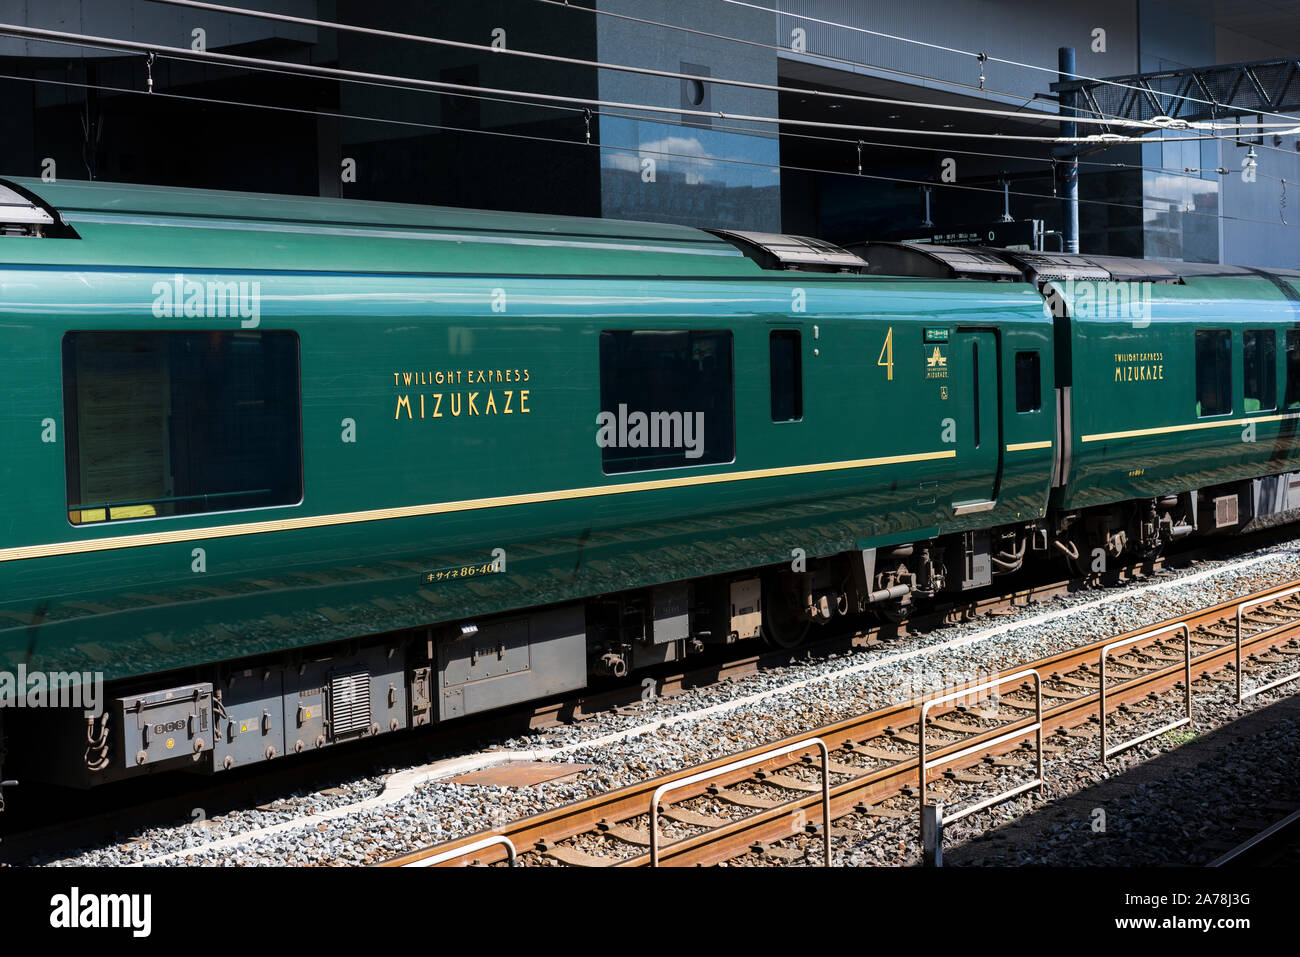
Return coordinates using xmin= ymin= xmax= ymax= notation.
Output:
xmin=0 ymin=177 xmax=1297 ymax=795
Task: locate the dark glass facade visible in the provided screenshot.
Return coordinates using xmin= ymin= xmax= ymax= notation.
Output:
xmin=0 ymin=0 xmax=1295 ymax=263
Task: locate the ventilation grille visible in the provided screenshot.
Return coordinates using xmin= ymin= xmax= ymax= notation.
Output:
xmin=1214 ymin=495 xmax=1240 ymax=529
xmin=328 ymin=669 xmax=371 ymax=738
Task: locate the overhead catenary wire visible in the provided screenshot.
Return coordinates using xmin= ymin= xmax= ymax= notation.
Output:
xmin=7 ymin=42 xmax=1259 ymax=190
xmin=532 ymin=0 xmax=1300 ymax=147
xmin=526 ymin=0 xmax=1300 ymax=168
xmin=140 ymin=0 xmax=1271 ymax=135
xmin=6 ymin=68 xmax=1297 ymax=233
xmin=100 ymin=24 xmax=1300 ymax=185
xmin=4 ymin=10 xmax=1292 ymax=226
xmin=717 ymin=0 xmax=1300 ymax=129
xmin=124 ymin=23 xmax=1300 ymax=180
xmin=0 ymin=22 xmax=1275 ymax=148
xmin=157 ymin=0 xmax=1161 ymax=133
xmin=539 ymin=0 xmax=1116 ymax=121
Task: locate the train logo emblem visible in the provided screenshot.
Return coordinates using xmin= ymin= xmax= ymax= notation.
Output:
xmin=925 ymin=346 xmax=949 ymax=379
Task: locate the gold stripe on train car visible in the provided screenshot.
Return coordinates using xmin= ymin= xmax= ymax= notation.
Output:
xmin=1082 ymin=411 xmax=1300 ymax=443
xmin=1005 ymin=440 xmax=1052 ymax=452
xmin=0 ymin=448 xmax=957 ymax=563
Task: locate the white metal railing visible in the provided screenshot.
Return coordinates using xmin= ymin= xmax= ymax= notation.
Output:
xmin=1099 ymin=622 xmax=1192 ymax=761
xmin=918 ymin=669 xmax=1044 ymax=850
xmin=403 ymin=834 xmax=517 ymax=868
xmin=649 ymin=738 xmax=831 ymax=866
xmin=1235 ymin=586 xmax=1300 ymax=703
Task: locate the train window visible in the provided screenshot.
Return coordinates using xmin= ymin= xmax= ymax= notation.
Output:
xmin=62 ymin=331 xmax=302 ymax=525
xmin=1287 ymin=331 xmax=1300 ymax=408
xmin=769 ymin=330 xmax=803 ymax=422
xmin=1195 ymin=330 xmax=1232 ymax=417
xmin=598 ymin=330 xmax=735 ymax=474
xmin=1243 ymin=330 xmax=1276 ymax=412
xmin=1014 ymin=352 xmax=1041 ymax=413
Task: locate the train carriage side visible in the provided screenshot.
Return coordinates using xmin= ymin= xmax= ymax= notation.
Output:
xmin=1049 ymin=264 xmax=1300 ymax=553
xmin=0 ymin=179 xmax=1059 ymax=793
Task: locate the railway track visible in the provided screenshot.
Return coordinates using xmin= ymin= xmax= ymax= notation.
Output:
xmin=1207 ymin=806 xmax=1300 ymax=867
xmin=3 ymin=532 xmax=1289 ymax=865
xmin=0 ymin=546 xmax=1173 ymax=860
xmin=383 ymin=577 xmax=1300 ymax=867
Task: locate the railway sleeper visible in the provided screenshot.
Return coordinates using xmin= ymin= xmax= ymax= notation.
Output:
xmin=543 ymin=844 xmax=617 ymax=868
xmin=595 ymin=820 xmax=652 ymax=846
xmin=846 ymin=743 xmax=909 ymax=762
xmin=752 ymin=770 xmax=824 ymax=793
xmin=661 ymin=807 xmax=731 ymax=828
xmin=708 ymin=786 xmax=782 ymax=810
xmin=925 ymin=716 xmax=983 ymax=734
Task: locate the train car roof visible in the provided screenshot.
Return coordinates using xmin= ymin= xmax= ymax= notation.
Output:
xmin=2 ymin=177 xmax=1295 ymax=289
xmin=0 ymin=177 xmax=771 ymax=279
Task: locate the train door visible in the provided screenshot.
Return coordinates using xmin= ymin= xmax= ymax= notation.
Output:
xmin=951 ymin=329 xmax=1003 ymax=513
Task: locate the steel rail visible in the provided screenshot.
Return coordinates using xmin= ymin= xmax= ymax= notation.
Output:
xmin=1208 ymin=807 xmax=1300 ymax=866
xmin=382 ymin=578 xmax=1300 ymax=867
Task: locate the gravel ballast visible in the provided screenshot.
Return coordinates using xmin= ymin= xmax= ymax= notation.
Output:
xmin=34 ymin=536 xmax=1300 ymax=867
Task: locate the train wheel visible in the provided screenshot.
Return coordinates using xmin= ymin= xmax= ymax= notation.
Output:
xmin=760 ymin=576 xmax=811 ymax=649
xmin=877 ymin=598 xmax=913 ymax=625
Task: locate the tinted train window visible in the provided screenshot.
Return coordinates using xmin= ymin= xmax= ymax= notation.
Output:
xmin=598 ymin=330 xmax=734 ymax=474
xmin=1014 ymin=351 xmax=1041 ymax=413
xmin=769 ymin=330 xmax=803 ymax=422
xmin=62 ymin=331 xmax=302 ymax=524
xmin=1287 ymin=331 xmax=1300 ymax=409
xmin=1243 ymin=330 xmax=1276 ymax=412
xmin=1195 ymin=330 xmax=1231 ymax=417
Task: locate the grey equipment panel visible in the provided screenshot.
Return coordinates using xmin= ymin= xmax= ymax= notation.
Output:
xmin=961 ymin=531 xmax=992 ymax=590
xmin=213 ymin=667 xmax=286 ymax=769
xmin=290 ymin=643 xmax=408 ymax=754
xmin=854 ymin=242 xmax=1022 ymax=280
xmin=438 ymin=604 xmax=586 ymax=720
xmin=1250 ymin=471 xmax=1300 ymax=521
xmin=990 ymin=250 xmax=1110 ymax=283
xmin=1081 ymin=255 xmax=1181 ymax=283
xmin=651 ymin=582 xmax=691 ymax=645
xmin=707 ymin=229 xmax=868 ymax=273
xmin=115 ymin=682 xmax=212 ymax=769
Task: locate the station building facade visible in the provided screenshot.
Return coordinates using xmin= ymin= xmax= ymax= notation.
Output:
xmin=1 ymin=0 xmax=1298 ymax=265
